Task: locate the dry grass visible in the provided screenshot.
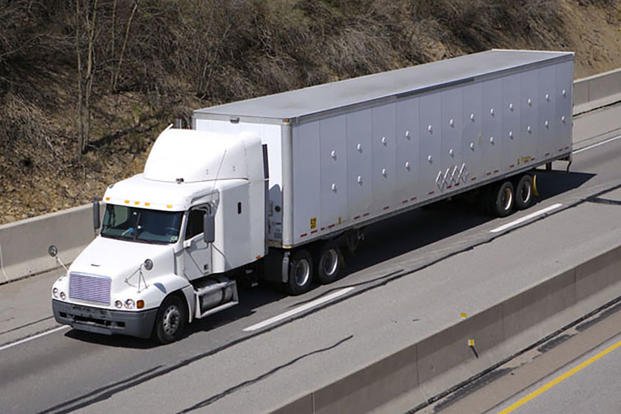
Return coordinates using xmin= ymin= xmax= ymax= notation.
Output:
xmin=0 ymin=0 xmax=620 ymax=223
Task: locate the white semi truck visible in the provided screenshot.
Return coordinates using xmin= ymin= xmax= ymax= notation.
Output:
xmin=51 ymin=49 xmax=574 ymax=343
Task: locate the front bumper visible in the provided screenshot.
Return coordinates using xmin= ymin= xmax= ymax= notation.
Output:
xmin=52 ymin=299 xmax=158 ymax=338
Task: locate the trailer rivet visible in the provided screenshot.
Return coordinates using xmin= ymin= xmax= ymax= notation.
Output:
xmin=545 ymin=120 xmax=549 ymax=128
xmin=509 ymin=130 xmax=513 ymax=139
xmin=528 ymin=98 xmax=532 ymax=106
xmin=490 ymin=136 xmax=495 ymax=144
xmin=427 ymin=155 xmax=433 ymax=163
xmin=405 ymin=161 xmax=410 ymax=170
xmin=428 ymin=125 xmax=433 ymax=133
xmin=449 ymin=118 xmax=454 ymax=127
xmin=527 ymin=126 xmax=532 ymax=133
xmin=545 ymin=93 xmax=550 ymax=101
xmin=382 ymin=168 xmax=387 ymax=177
xmin=469 ymin=142 xmax=475 ymax=150
xmin=562 ymin=89 xmax=567 ymax=97
xmin=509 ymin=103 xmax=514 ymax=111
xmin=356 ymin=143 xmax=362 ymax=152
xmin=470 ymin=113 xmax=475 ymax=121
xmin=381 ymin=136 xmax=387 ymax=145
xmin=330 ymin=150 xmax=337 ymax=159
xmin=357 ymin=176 xmax=363 ymax=184
xmin=405 ymin=130 xmax=410 ymax=138
xmin=331 ymin=183 xmax=337 ymax=192
xmin=561 ymin=115 xmax=566 ymax=123
xmin=449 ymin=149 xmax=454 ymax=157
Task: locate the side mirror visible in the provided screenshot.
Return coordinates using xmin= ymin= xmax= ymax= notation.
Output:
xmin=93 ymin=198 xmax=101 ymax=231
xmin=203 ymin=211 xmax=215 ymax=243
xmin=48 ymin=245 xmax=58 ymax=258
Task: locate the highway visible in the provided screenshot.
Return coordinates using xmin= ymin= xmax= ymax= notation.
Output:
xmin=1 ymin=102 xmax=620 ymax=413
xmin=422 ymin=287 xmax=621 ymax=413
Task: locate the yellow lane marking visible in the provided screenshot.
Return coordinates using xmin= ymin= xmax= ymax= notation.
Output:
xmin=499 ymin=338 xmax=621 ymax=413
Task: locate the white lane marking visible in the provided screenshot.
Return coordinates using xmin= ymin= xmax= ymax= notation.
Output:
xmin=0 ymin=325 xmax=69 ymax=352
xmin=243 ymin=287 xmax=355 ymax=332
xmin=490 ymin=203 xmax=563 ymax=234
xmin=573 ymin=134 xmax=621 ymax=154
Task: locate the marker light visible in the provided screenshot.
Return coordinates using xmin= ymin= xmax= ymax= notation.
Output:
xmin=124 ymin=299 xmax=135 ymax=309
xmin=136 ymin=300 xmax=145 ymax=309
xmin=52 ymin=288 xmax=59 ymax=298
xmin=60 ymin=291 xmax=66 ymax=300
xmin=114 ymin=300 xmax=123 ymax=309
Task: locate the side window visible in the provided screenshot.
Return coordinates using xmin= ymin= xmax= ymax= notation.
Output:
xmin=185 ymin=209 xmax=205 ymax=239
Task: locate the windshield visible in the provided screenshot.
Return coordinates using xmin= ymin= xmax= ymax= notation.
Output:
xmin=101 ymin=204 xmax=182 ymax=244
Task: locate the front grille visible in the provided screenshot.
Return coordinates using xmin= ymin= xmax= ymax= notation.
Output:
xmin=69 ymin=273 xmax=111 ymax=305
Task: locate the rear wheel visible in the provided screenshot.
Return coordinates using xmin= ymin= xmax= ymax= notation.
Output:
xmin=316 ymin=242 xmax=344 ymax=284
xmin=285 ymin=249 xmax=313 ymax=295
xmin=153 ymin=295 xmax=187 ymax=344
xmin=491 ymin=181 xmax=515 ymax=217
xmin=515 ymin=174 xmax=534 ymax=210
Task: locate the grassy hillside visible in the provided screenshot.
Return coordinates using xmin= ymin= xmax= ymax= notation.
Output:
xmin=0 ymin=0 xmax=620 ymax=223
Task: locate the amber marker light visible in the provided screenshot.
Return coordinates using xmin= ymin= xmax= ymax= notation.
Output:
xmin=136 ymin=300 xmax=145 ymax=309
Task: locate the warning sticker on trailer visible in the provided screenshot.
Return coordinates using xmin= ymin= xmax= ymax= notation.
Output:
xmin=310 ymin=217 xmax=317 ymax=230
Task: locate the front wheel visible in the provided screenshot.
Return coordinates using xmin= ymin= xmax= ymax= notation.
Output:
xmin=285 ymin=249 xmax=314 ymax=295
xmin=153 ymin=295 xmax=187 ymax=344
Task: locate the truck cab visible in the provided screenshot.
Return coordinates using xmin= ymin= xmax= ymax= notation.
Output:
xmin=51 ymin=128 xmax=266 ymax=343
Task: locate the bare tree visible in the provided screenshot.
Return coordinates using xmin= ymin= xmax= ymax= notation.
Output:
xmin=75 ymin=0 xmax=98 ymax=155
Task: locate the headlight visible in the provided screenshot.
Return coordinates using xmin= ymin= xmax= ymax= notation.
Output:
xmin=124 ymin=299 xmax=135 ymax=309
xmin=114 ymin=300 xmax=123 ymax=309
xmin=52 ymin=288 xmax=59 ymax=298
xmin=60 ymin=291 xmax=66 ymax=300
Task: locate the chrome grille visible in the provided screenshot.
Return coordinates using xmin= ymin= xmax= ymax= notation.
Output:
xmin=69 ymin=273 xmax=111 ymax=305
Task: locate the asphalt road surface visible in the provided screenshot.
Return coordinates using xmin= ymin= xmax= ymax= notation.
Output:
xmin=1 ymin=103 xmax=620 ymax=413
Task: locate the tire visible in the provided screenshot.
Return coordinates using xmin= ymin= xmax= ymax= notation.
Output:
xmin=316 ymin=242 xmax=344 ymax=284
xmin=153 ymin=295 xmax=187 ymax=344
xmin=285 ymin=249 xmax=313 ymax=295
xmin=491 ymin=181 xmax=515 ymax=217
xmin=514 ymin=174 xmax=534 ymax=210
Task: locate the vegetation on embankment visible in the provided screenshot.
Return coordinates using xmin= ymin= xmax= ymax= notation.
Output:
xmin=0 ymin=0 xmax=620 ymax=223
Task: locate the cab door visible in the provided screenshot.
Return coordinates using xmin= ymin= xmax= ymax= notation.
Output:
xmin=183 ymin=206 xmax=213 ymax=280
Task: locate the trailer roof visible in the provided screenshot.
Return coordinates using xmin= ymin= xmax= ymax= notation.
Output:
xmin=194 ymin=49 xmax=573 ymax=123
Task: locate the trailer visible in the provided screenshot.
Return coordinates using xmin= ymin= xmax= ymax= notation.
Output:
xmin=51 ymin=49 xmax=574 ymax=343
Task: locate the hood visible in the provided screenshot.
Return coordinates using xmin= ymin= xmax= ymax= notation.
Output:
xmin=70 ymin=236 xmax=175 ymax=282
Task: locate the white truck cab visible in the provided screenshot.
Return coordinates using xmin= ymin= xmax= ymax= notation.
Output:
xmin=52 ymin=128 xmax=266 ymax=342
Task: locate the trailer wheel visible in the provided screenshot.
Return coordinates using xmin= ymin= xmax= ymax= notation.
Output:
xmin=316 ymin=242 xmax=344 ymax=284
xmin=515 ymin=174 xmax=534 ymax=210
xmin=492 ymin=181 xmax=515 ymax=217
xmin=286 ymin=249 xmax=313 ymax=295
xmin=153 ymin=294 xmax=187 ymax=344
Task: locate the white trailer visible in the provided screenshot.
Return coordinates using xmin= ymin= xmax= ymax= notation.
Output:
xmin=51 ymin=50 xmax=573 ymax=342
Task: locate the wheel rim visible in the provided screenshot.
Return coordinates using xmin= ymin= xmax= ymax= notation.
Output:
xmin=294 ymin=258 xmax=311 ymax=287
xmin=502 ymin=187 xmax=513 ymax=211
xmin=520 ymin=181 xmax=531 ymax=204
xmin=162 ymin=305 xmax=181 ymax=336
xmin=320 ymin=249 xmax=339 ymax=277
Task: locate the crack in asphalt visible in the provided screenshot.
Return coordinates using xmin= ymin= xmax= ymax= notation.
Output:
xmin=177 ymin=334 xmax=354 ymax=413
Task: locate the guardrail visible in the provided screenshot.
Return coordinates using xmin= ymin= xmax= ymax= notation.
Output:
xmin=1 ymin=67 xmax=620 ymax=285
xmin=273 ymin=243 xmax=621 ymax=413
xmin=573 ymin=68 xmax=621 ymax=115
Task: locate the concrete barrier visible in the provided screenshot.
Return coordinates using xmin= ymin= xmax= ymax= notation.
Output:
xmin=0 ymin=67 xmax=620 ymax=285
xmin=273 ymin=243 xmax=621 ymax=413
xmin=573 ymin=68 xmax=621 ymax=115
xmin=0 ymin=205 xmax=94 ymax=284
